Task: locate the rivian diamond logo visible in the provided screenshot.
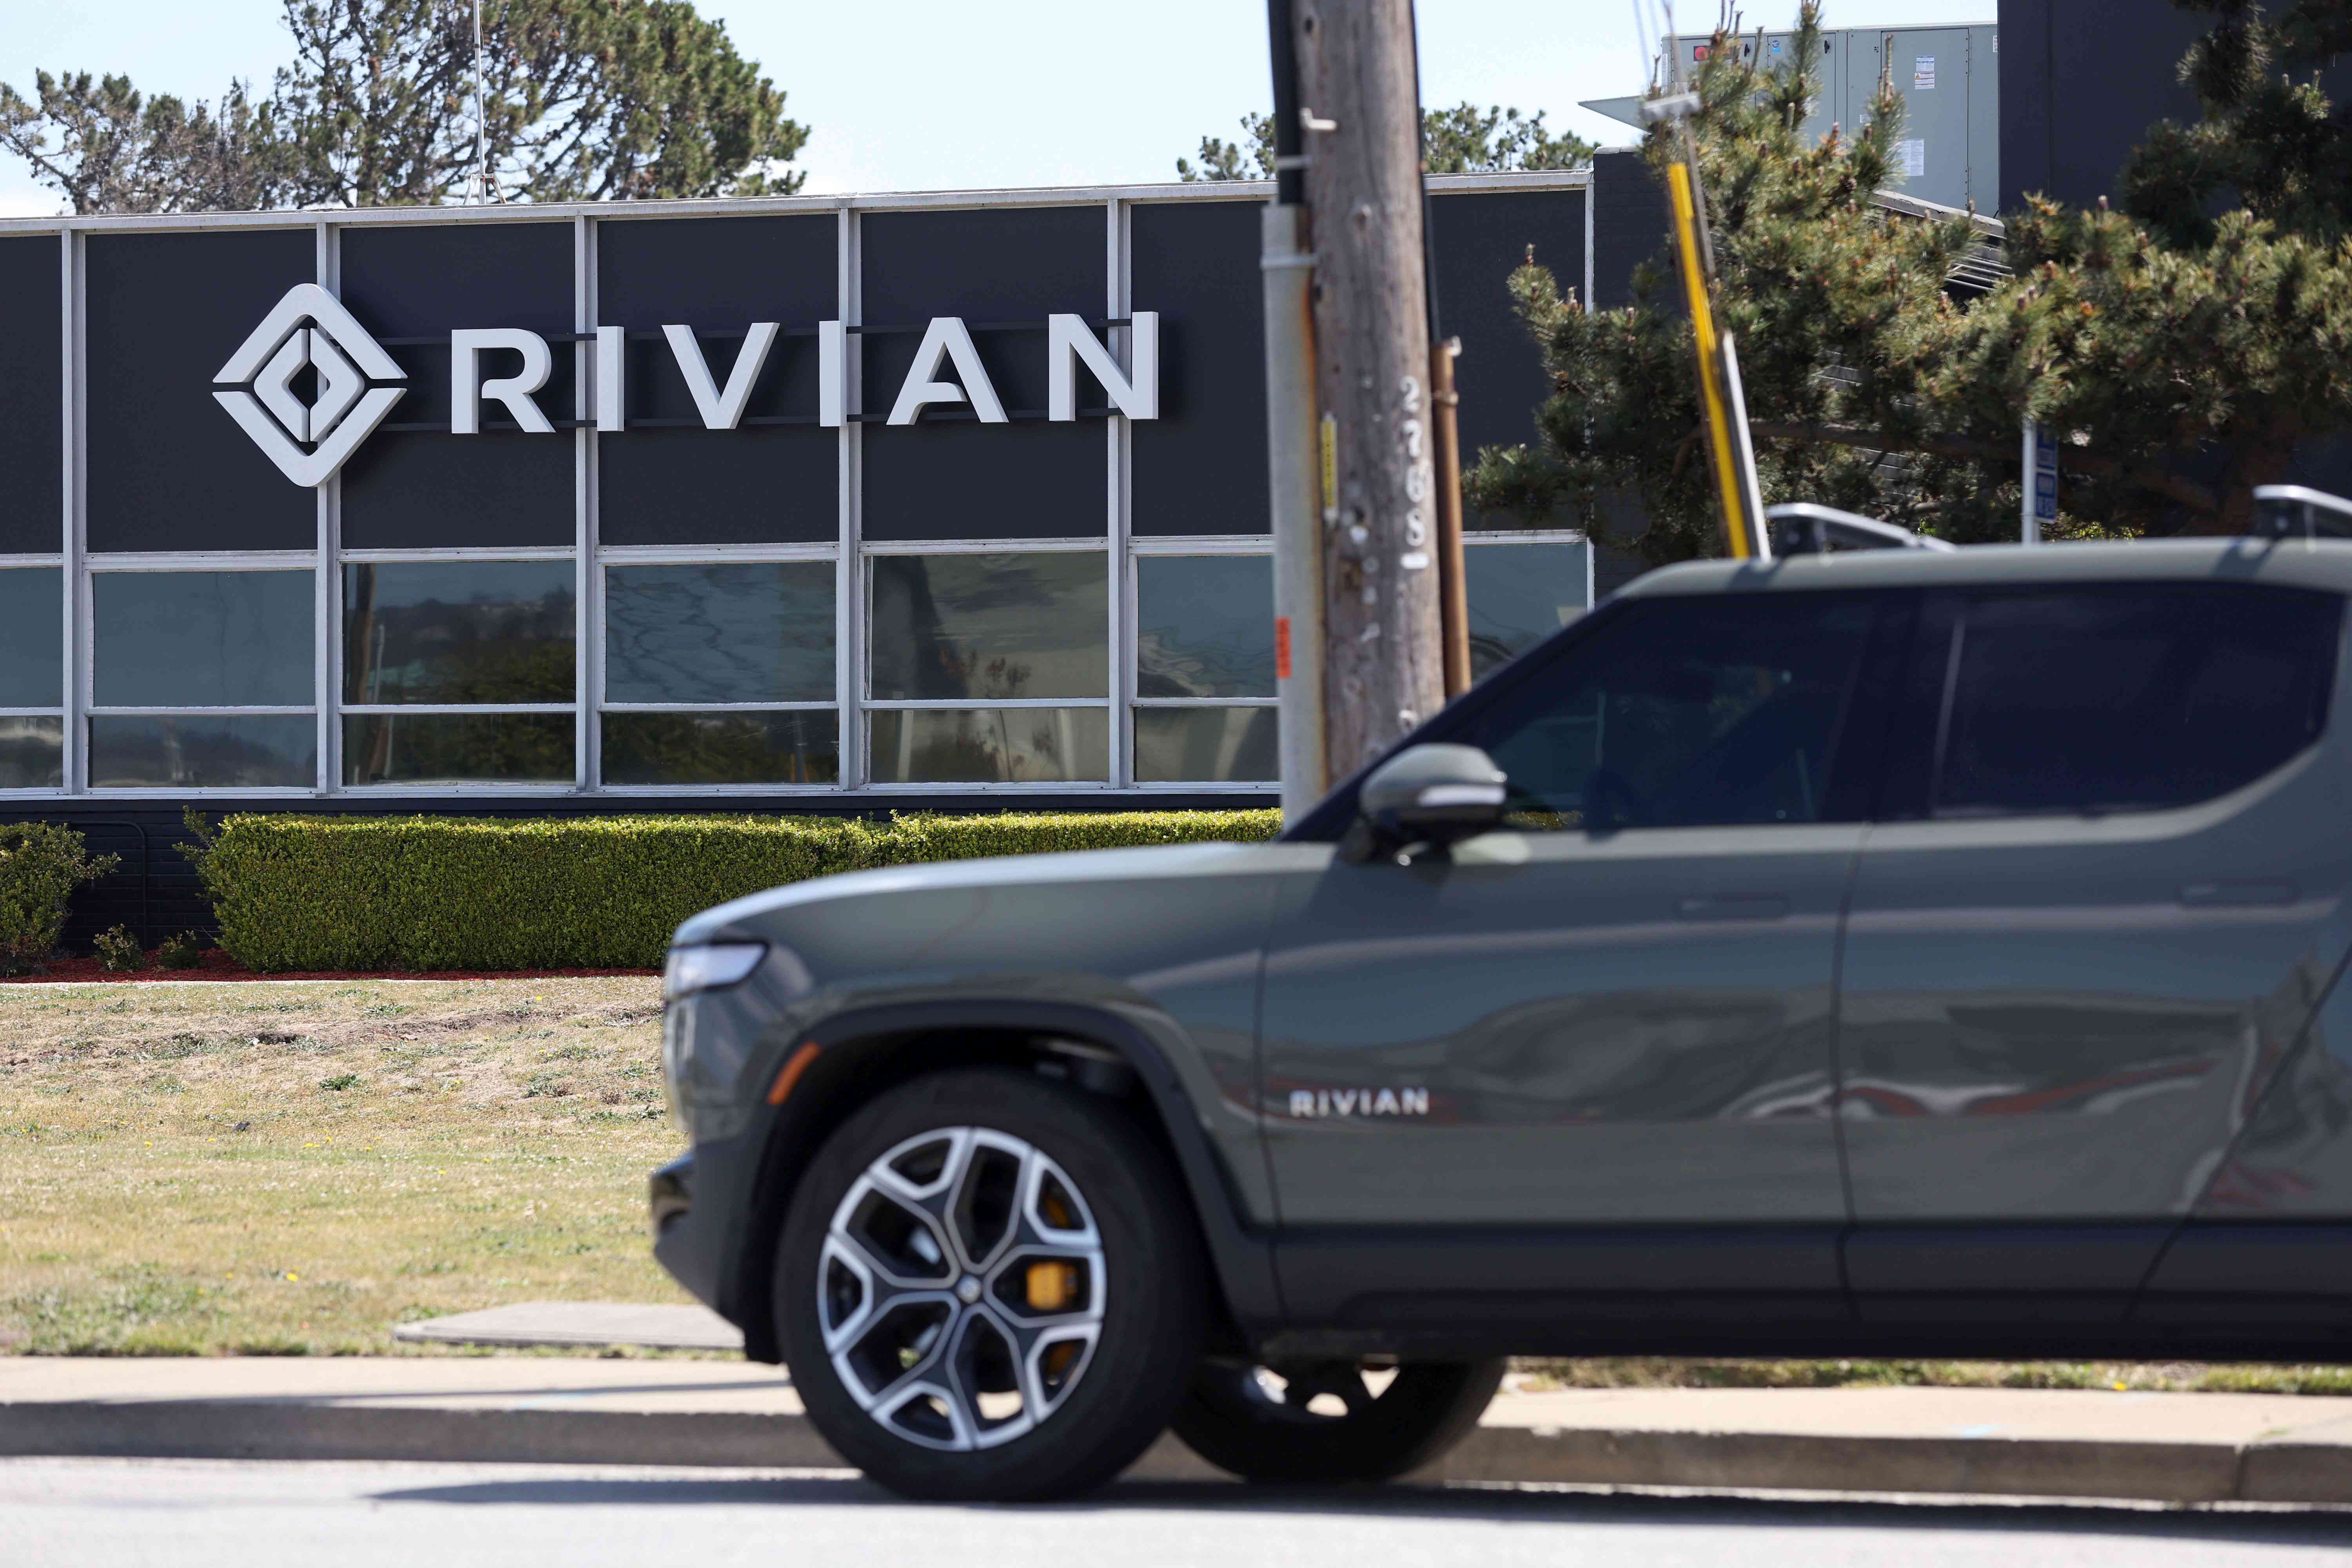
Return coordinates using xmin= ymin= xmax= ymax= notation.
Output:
xmin=212 ymin=284 xmax=407 ymax=487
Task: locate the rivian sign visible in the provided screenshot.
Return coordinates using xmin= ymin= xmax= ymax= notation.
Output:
xmin=213 ymin=283 xmax=1162 ymax=487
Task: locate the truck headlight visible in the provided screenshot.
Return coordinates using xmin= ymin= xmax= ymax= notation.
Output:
xmin=662 ymin=942 xmax=766 ymax=1001
xmin=661 ymin=941 xmax=813 ymax=1144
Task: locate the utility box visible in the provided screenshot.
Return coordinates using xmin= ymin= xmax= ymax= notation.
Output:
xmin=1584 ymin=22 xmax=1999 ymax=213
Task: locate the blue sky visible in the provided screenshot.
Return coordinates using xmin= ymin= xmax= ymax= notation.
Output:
xmin=0 ymin=1 xmax=1995 ymax=212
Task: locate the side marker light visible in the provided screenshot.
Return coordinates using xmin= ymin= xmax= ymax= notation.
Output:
xmin=766 ymin=1042 xmax=823 ymax=1106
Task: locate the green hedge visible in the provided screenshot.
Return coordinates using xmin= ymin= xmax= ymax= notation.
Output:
xmin=196 ymin=809 xmax=1283 ymax=973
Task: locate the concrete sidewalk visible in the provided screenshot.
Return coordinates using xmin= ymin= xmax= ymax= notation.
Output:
xmin=7 ymin=1357 xmax=2352 ymax=1503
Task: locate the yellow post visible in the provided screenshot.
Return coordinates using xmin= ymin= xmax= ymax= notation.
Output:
xmin=1665 ymin=160 xmax=1757 ymax=560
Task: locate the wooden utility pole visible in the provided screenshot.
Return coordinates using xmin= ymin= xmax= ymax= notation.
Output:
xmin=1291 ymin=0 xmax=1445 ymax=777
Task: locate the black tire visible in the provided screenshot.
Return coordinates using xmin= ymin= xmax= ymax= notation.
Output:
xmin=774 ymin=1067 xmax=1207 ymax=1501
xmin=1171 ymin=1358 xmax=1506 ymax=1484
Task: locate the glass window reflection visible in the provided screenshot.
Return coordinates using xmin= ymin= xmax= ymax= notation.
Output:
xmin=90 ymin=715 xmax=315 ymax=788
xmin=343 ymin=713 xmax=574 ymax=785
xmin=1136 ymin=556 xmax=1274 ymax=698
xmin=869 ymin=554 xmax=1105 ymax=701
xmin=1134 ymin=707 xmax=1276 ymax=782
xmin=94 ymin=571 xmax=314 ymax=708
xmin=344 ymin=562 xmax=575 ymax=705
xmin=869 ymin=708 xmax=1107 ymax=784
xmin=603 ymin=711 xmax=840 ymax=786
xmin=0 ymin=568 xmax=62 ymax=709
xmin=0 ymin=716 xmax=64 ymax=789
xmin=1465 ymin=541 xmax=1590 ymax=678
xmin=606 ymin=563 xmax=834 ymax=704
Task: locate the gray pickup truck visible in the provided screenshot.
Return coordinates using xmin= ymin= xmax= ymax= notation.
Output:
xmin=650 ymin=498 xmax=2352 ymax=1500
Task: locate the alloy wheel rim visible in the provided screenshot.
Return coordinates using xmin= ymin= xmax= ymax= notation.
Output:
xmin=1232 ymin=1359 xmax=1393 ymax=1424
xmin=820 ymin=1125 xmax=1106 ymax=1452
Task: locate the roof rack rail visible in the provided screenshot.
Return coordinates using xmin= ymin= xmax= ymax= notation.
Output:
xmin=2251 ymin=486 xmax=2352 ymax=541
xmin=1766 ymin=503 xmax=1958 ymax=557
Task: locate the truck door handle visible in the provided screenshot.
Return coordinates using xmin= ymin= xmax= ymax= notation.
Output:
xmin=1676 ymin=894 xmax=1790 ymax=922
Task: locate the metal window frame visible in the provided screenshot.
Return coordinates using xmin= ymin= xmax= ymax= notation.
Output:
xmin=89 ymin=706 xmax=314 ymax=717
xmin=1126 ymin=542 xmax=1279 ymax=787
xmin=0 ymin=560 xmax=69 ymax=730
xmin=83 ymin=705 xmax=322 ymax=798
xmin=334 ymin=707 xmax=583 ymax=795
xmin=858 ymin=540 xmax=1114 ymax=700
xmin=0 ymin=169 xmax=1588 ymax=239
xmin=334 ymin=552 xmax=583 ymax=757
xmin=319 ymin=218 xmax=339 ymax=793
xmin=595 ymin=551 xmax=842 ymax=790
xmin=1109 ymin=195 xmax=1131 ymax=789
xmin=1128 ymin=542 xmax=1279 ymax=704
xmin=1461 ymin=528 xmax=1599 ymax=621
xmin=864 ymin=705 xmax=1118 ymax=793
xmin=63 ymin=229 xmax=83 ymax=791
xmin=82 ymin=559 xmax=323 ymax=733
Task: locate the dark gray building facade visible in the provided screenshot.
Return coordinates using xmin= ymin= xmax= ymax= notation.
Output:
xmin=0 ymin=175 xmax=1614 ymax=940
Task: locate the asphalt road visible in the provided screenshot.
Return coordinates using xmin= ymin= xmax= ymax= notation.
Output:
xmin=7 ymin=1459 xmax=2352 ymax=1567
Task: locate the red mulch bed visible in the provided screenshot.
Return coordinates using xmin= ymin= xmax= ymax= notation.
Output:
xmin=3 ymin=949 xmax=657 ymax=984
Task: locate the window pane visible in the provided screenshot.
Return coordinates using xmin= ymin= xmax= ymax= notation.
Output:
xmin=343 ymin=713 xmax=574 ymax=785
xmin=89 ymin=715 xmax=314 ymax=788
xmin=1472 ymin=595 xmax=1878 ymax=829
xmin=1134 ymin=707 xmax=1278 ymax=782
xmin=0 ymin=568 xmax=62 ymax=708
xmin=1136 ymin=556 xmax=1274 ymax=697
xmin=869 ymin=553 xmax=1105 ymax=700
xmin=0 ymin=716 xmax=63 ymax=788
xmin=869 ymin=708 xmax=1108 ymax=784
xmin=1466 ymin=541 xmax=1590 ymax=678
xmin=606 ymin=562 xmax=835 ymax=704
xmin=602 ymin=711 xmax=840 ymax=786
xmin=343 ymin=562 xmax=574 ymax=704
xmin=1937 ymin=585 xmax=2340 ymax=817
xmin=94 ymin=571 xmax=314 ymax=707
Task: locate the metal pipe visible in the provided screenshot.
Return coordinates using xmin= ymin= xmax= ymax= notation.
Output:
xmin=1431 ymin=336 xmax=1470 ymax=696
xmin=1264 ymin=203 xmax=1326 ymax=822
xmin=1263 ymin=0 xmax=1327 ymax=818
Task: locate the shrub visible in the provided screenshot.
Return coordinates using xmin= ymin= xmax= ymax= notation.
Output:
xmin=156 ymin=932 xmax=207 ymax=970
xmin=94 ymin=925 xmax=147 ymax=973
xmin=0 ymin=823 xmax=119 ymax=976
xmin=196 ymin=809 xmax=1283 ymax=973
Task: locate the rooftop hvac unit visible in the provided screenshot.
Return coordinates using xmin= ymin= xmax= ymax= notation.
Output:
xmin=1581 ymin=22 xmax=1999 ymax=214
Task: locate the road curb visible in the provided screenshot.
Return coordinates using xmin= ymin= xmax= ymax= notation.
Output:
xmin=1428 ymin=1425 xmax=2250 ymax=1501
xmin=0 ymin=1401 xmax=847 ymax=1471
xmin=8 ymin=1397 xmax=2352 ymax=1502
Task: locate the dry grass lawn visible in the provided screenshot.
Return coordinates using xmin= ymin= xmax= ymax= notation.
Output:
xmin=0 ymin=977 xmax=697 ymax=1356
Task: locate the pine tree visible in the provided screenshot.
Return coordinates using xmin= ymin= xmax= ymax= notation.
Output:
xmin=2122 ymin=0 xmax=2352 ymax=249
xmin=1176 ymin=104 xmax=1593 ymax=182
xmin=0 ymin=0 xmax=806 ymax=213
xmin=0 ymin=74 xmax=289 ymax=214
xmin=1469 ymin=1 xmax=2352 ymax=562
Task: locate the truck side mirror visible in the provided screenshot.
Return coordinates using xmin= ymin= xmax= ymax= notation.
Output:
xmin=1348 ymin=744 xmax=1509 ymax=860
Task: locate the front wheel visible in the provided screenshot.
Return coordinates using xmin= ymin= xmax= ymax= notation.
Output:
xmin=773 ymin=1067 xmax=1207 ymax=1501
xmin=1171 ymin=1357 xmax=1505 ymax=1484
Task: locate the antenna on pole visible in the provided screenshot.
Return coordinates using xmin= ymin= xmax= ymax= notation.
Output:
xmin=472 ymin=0 xmax=490 ymax=203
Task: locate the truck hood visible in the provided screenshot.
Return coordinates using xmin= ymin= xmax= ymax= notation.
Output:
xmin=671 ymin=838 xmax=1303 ymax=952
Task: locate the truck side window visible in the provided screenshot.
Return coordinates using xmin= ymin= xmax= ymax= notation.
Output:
xmin=1931 ymin=584 xmax=2342 ymax=817
xmin=1470 ymin=593 xmax=1881 ymax=830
